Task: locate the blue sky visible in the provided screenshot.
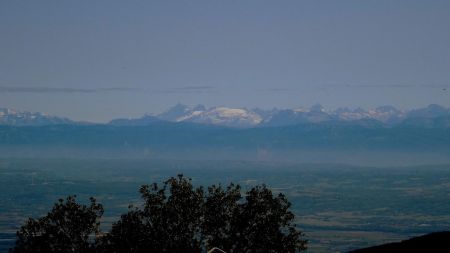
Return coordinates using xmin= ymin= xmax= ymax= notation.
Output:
xmin=1 ymin=0 xmax=449 ymax=122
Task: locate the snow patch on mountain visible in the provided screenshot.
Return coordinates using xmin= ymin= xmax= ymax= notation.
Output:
xmin=170 ymin=106 xmax=263 ymax=127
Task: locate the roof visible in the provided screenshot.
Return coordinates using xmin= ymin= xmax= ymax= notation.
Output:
xmin=207 ymin=247 xmax=226 ymax=253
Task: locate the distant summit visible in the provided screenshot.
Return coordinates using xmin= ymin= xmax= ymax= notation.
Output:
xmin=157 ymin=103 xmax=193 ymax=121
xmin=407 ymin=104 xmax=449 ymax=118
xmin=154 ymin=104 xmax=263 ymax=127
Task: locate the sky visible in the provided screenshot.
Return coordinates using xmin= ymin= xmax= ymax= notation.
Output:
xmin=0 ymin=0 xmax=449 ymax=122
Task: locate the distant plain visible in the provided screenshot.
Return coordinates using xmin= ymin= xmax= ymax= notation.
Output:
xmin=1 ymin=158 xmax=449 ymax=252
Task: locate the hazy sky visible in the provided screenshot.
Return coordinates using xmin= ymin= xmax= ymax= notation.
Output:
xmin=1 ymin=0 xmax=449 ymax=122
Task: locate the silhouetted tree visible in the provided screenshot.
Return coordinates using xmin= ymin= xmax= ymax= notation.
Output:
xmin=96 ymin=208 xmax=147 ymax=253
xmin=202 ymin=183 xmax=306 ymax=252
xmin=100 ymin=175 xmax=306 ymax=253
xmin=98 ymin=175 xmax=204 ymax=253
xmin=11 ymin=195 xmax=103 ymax=253
xmin=202 ymin=183 xmax=242 ymax=251
xmin=13 ymin=175 xmax=306 ymax=253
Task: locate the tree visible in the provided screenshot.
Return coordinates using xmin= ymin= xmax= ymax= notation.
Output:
xmin=11 ymin=195 xmax=103 ymax=253
xmin=100 ymin=175 xmax=307 ymax=253
xmin=13 ymin=175 xmax=307 ymax=253
xmin=202 ymin=183 xmax=242 ymax=251
xmin=99 ymin=175 xmax=204 ymax=253
xmin=202 ymin=183 xmax=306 ymax=253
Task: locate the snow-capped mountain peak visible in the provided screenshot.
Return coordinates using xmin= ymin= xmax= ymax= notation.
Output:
xmin=164 ymin=106 xmax=263 ymax=127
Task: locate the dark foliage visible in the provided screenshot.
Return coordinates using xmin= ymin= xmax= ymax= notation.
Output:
xmin=201 ymin=184 xmax=305 ymax=252
xmin=98 ymin=175 xmax=205 ymax=253
xmin=12 ymin=175 xmax=306 ymax=253
xmin=10 ymin=196 xmax=103 ymax=253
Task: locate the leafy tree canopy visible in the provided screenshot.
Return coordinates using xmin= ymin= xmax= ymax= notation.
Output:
xmin=11 ymin=196 xmax=103 ymax=253
xmin=12 ymin=175 xmax=306 ymax=253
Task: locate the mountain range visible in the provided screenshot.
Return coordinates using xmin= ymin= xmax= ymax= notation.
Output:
xmin=2 ymin=104 xmax=450 ymax=128
xmin=0 ymin=108 xmax=74 ymax=126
